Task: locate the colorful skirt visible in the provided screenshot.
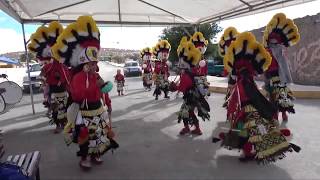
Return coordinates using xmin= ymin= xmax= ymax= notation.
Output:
xmin=270 ymin=84 xmax=295 ymax=113
xmin=116 ymin=81 xmax=124 ymax=92
xmin=194 ymin=76 xmax=209 ymax=96
xmin=177 ymin=88 xmax=210 ymax=124
xmin=143 ymin=73 xmax=153 ymax=86
xmin=265 ymin=75 xmax=295 ymax=114
xmin=74 ymin=105 xmax=113 ymax=157
xmin=155 ymin=74 xmax=169 ymax=89
xmin=220 ymin=105 xmax=295 ymax=164
xmin=51 ymin=91 xmax=68 ymax=125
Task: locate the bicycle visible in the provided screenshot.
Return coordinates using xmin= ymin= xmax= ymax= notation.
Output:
xmin=0 ymin=74 xmax=23 ymax=114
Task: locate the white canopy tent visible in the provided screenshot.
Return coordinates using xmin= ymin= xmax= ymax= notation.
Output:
xmin=0 ymin=0 xmax=316 ymax=25
xmin=0 ymin=0 xmax=315 ymax=113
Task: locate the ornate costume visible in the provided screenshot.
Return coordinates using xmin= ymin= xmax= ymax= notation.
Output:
xmin=28 ymin=21 xmax=70 ymax=133
xmin=213 ymin=32 xmax=300 ymax=164
xmin=263 ymin=13 xmax=300 ymax=122
xmin=174 ymin=37 xmax=210 ymax=135
xmin=115 ymin=71 xmax=125 ymax=96
xmin=52 ymin=16 xmax=119 ymax=169
xmin=141 ymin=47 xmax=153 ymax=91
xmin=191 ymin=32 xmax=210 ymax=97
xmin=218 ymin=27 xmax=239 ymax=108
xmin=152 ymin=40 xmax=171 ymax=100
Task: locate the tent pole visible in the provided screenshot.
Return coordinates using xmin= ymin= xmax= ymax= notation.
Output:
xmin=21 ymin=23 xmax=35 ymax=114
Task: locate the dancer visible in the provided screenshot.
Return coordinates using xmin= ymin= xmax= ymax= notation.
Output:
xmin=28 ymin=21 xmax=70 ymax=133
xmin=263 ymin=13 xmax=300 ymax=122
xmin=52 ymin=16 xmax=119 ymax=169
xmin=173 ymin=37 xmax=210 ymax=135
xmin=218 ymin=27 xmax=239 ymax=108
xmin=141 ymin=47 xmax=153 ymax=91
xmin=152 ymin=40 xmax=171 ymax=100
xmin=212 ymin=32 xmax=300 ymax=164
xmin=191 ymin=32 xmax=210 ymax=97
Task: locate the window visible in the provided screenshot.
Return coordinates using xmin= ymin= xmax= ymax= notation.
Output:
xmin=29 ymin=64 xmax=41 ymax=72
xmin=125 ymin=62 xmax=138 ymax=67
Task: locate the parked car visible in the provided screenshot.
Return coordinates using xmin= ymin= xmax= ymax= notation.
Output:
xmin=207 ymin=59 xmax=224 ymax=76
xmin=123 ymin=60 xmax=142 ymax=77
xmin=22 ymin=63 xmax=42 ymax=93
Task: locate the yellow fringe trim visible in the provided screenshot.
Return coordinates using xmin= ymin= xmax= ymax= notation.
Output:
xmin=270 ymin=76 xmax=280 ymax=83
xmin=244 ymin=120 xmax=256 ymax=129
xmin=52 ymin=91 xmax=68 ymax=98
xmin=256 ymin=141 xmax=290 ymax=159
xmin=248 ymin=135 xmax=263 ymax=143
xmin=244 ymin=105 xmax=257 ymax=113
xmin=88 ymin=144 xmax=109 ymax=154
xmin=81 ymin=106 xmax=105 ymax=117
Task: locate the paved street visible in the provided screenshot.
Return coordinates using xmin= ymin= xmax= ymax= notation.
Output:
xmin=1 ymin=62 xmax=320 ymax=180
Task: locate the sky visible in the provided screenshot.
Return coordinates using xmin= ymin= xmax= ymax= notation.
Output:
xmin=0 ymin=0 xmax=320 ymax=54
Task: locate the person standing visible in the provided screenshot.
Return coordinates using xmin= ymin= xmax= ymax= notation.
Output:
xmin=28 ymin=21 xmax=70 ymax=133
xmin=263 ymin=13 xmax=300 ymax=123
xmin=191 ymin=32 xmax=210 ymax=97
xmin=141 ymin=47 xmax=153 ymax=91
xmin=212 ymin=32 xmax=300 ymax=163
xmin=152 ymin=40 xmax=171 ymax=100
xmin=173 ymin=37 xmax=210 ymax=136
xmin=52 ymin=16 xmax=119 ymax=169
xmin=218 ymin=27 xmax=239 ymax=108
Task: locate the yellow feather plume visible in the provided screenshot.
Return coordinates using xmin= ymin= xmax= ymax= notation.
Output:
xmin=263 ymin=13 xmax=300 ymax=47
xmin=52 ymin=16 xmax=100 ymax=66
xmin=225 ymin=32 xmax=272 ymax=74
xmin=192 ymin=31 xmax=207 ymax=44
xmin=140 ymin=47 xmax=153 ymax=57
xmin=47 ymin=21 xmax=63 ymax=38
xmin=219 ymin=27 xmax=239 ymax=57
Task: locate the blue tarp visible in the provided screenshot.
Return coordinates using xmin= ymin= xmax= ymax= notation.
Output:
xmin=0 ymin=56 xmax=19 ymax=64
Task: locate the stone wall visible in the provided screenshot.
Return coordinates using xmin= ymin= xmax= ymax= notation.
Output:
xmin=251 ymin=13 xmax=320 ymax=85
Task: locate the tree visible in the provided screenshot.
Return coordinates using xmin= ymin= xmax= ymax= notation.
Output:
xmin=206 ymin=43 xmax=223 ymax=64
xmin=112 ymin=54 xmax=125 ymax=64
xmin=19 ymin=52 xmax=35 ymax=63
xmin=159 ymin=23 xmax=222 ymax=64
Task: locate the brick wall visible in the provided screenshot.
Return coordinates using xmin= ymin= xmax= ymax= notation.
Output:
xmin=251 ymin=13 xmax=320 ymax=85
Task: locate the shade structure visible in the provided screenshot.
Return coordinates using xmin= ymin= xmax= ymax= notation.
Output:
xmin=0 ymin=56 xmax=19 ymax=65
xmin=0 ymin=0 xmax=316 ymax=26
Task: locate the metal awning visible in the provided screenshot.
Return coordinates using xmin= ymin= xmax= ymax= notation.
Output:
xmin=0 ymin=0 xmax=316 ymax=26
xmin=0 ymin=56 xmax=19 ymax=65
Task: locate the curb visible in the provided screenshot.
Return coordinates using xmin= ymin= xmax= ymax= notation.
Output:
xmin=209 ymin=86 xmax=320 ymax=99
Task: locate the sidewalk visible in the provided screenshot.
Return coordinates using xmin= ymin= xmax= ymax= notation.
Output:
xmin=106 ymin=61 xmax=320 ymax=99
xmin=207 ymin=76 xmax=320 ymax=99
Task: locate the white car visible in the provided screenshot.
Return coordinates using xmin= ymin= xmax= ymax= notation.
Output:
xmin=123 ymin=60 xmax=142 ymax=77
xmin=22 ymin=63 xmax=42 ymax=93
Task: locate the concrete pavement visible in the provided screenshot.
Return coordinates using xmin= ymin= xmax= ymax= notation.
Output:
xmin=1 ymin=62 xmax=320 ymax=180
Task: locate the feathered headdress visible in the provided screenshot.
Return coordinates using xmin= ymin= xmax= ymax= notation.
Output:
xmin=140 ymin=47 xmax=153 ymax=58
xmin=219 ymin=27 xmax=239 ymax=57
xmin=153 ymin=40 xmax=170 ymax=55
xmin=191 ymin=31 xmax=208 ymax=54
xmin=177 ymin=36 xmax=201 ymax=67
xmin=28 ymin=21 xmax=63 ymax=62
xmin=51 ymin=16 xmax=100 ymax=67
xmin=224 ymin=32 xmax=272 ymax=75
xmin=263 ymin=13 xmax=300 ymax=47
xmin=191 ymin=32 xmax=208 ymax=47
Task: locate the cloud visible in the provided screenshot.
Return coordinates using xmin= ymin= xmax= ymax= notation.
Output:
xmin=0 ymin=28 xmax=30 ymax=54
